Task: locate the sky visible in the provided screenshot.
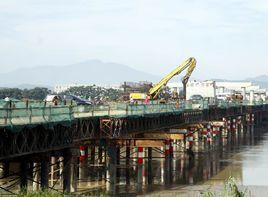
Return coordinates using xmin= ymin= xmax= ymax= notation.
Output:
xmin=0 ymin=0 xmax=268 ymax=80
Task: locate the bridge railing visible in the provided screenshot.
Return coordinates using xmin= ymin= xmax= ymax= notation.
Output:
xmin=0 ymin=99 xmax=267 ymax=128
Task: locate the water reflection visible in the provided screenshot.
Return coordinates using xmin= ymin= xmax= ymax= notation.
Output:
xmin=71 ymin=125 xmax=267 ymax=195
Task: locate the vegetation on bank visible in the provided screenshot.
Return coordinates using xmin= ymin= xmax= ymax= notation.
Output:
xmin=204 ymin=177 xmax=248 ymax=197
xmin=18 ymin=189 xmax=62 ymax=197
xmin=17 ymin=189 xmax=109 ymax=197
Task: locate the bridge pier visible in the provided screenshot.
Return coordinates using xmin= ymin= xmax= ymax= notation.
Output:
xmin=164 ymin=140 xmax=172 ymax=185
xmin=125 ymin=146 xmax=131 ymax=185
xmin=50 ymin=157 xmax=56 ymax=186
xmin=106 ymin=146 xmax=117 ymax=194
xmin=79 ymin=145 xmax=88 ymax=185
xmin=63 ymin=149 xmax=72 ymax=193
xmin=147 ymin=147 xmax=153 ymax=185
xmin=40 ymin=158 xmax=49 ymax=190
xmin=59 ymin=157 xmax=64 ymax=186
xmin=116 ymin=146 xmax=121 ymax=180
xmin=207 ymin=124 xmax=212 ymax=150
xmin=137 ymin=147 xmax=143 ymax=193
xmin=90 ymin=146 xmax=95 ymax=165
xmin=32 ymin=162 xmax=40 ymax=191
xmin=2 ymin=161 xmax=9 ymax=177
xmin=61 ymin=148 xmax=78 ymax=193
xmin=98 ymin=146 xmax=103 ymax=165
xmin=20 ymin=161 xmax=28 ymax=192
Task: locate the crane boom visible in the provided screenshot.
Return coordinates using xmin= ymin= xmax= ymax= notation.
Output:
xmin=149 ymin=57 xmax=196 ymax=99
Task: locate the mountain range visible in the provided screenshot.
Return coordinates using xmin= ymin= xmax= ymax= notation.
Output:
xmin=0 ymin=60 xmax=159 ymax=88
xmin=0 ymin=60 xmax=267 ymax=90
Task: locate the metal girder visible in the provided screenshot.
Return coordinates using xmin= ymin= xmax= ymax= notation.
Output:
xmin=0 ymin=118 xmax=98 ymax=160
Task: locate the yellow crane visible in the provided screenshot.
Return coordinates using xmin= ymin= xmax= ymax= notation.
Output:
xmin=129 ymin=57 xmax=196 ymax=101
xmin=149 ymin=57 xmax=197 ymax=100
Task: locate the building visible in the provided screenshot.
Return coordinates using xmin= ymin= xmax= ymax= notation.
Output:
xmin=186 ymin=80 xmax=216 ymax=100
xmin=169 ymin=80 xmax=267 ymax=101
xmin=215 ymin=81 xmax=267 ymax=101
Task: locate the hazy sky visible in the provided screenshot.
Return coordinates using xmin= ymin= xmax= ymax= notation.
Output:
xmin=0 ymin=0 xmax=268 ymax=80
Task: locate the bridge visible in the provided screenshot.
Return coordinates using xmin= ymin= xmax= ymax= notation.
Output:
xmin=0 ymin=99 xmax=267 ymax=194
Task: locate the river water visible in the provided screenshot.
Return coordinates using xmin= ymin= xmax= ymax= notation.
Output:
xmin=137 ymin=124 xmax=268 ymax=197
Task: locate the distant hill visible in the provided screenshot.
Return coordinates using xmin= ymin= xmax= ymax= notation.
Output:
xmin=246 ymin=75 xmax=268 ymax=82
xmin=0 ymin=60 xmax=160 ymax=87
xmin=245 ymin=75 xmax=268 ymax=89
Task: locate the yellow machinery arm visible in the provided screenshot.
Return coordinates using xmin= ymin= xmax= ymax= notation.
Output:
xmin=149 ymin=57 xmax=196 ymax=99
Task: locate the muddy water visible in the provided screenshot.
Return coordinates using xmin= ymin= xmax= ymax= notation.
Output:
xmin=140 ymin=125 xmax=268 ymax=197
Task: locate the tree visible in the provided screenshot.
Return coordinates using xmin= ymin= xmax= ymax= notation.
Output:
xmin=62 ymin=85 xmax=123 ymax=102
xmin=0 ymin=87 xmax=50 ymax=100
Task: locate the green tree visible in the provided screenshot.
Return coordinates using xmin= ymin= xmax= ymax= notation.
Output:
xmin=62 ymin=85 xmax=123 ymax=102
xmin=0 ymin=87 xmax=50 ymax=100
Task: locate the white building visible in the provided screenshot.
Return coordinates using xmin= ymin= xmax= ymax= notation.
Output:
xmin=171 ymin=80 xmax=268 ymax=101
xmin=186 ymin=80 xmax=216 ymax=100
xmin=216 ymin=81 xmax=267 ymax=101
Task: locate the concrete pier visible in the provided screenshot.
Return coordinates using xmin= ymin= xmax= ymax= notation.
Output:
xmin=40 ymin=159 xmax=49 ymax=190
xmin=147 ymin=147 xmax=153 ymax=185
xmin=125 ymin=146 xmax=130 ymax=185
xmin=63 ymin=149 xmax=72 ymax=193
xmin=107 ymin=146 xmax=117 ymax=194
xmin=20 ymin=161 xmax=28 ymax=191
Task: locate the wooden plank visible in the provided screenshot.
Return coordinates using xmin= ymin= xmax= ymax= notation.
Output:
xmin=116 ymin=139 xmax=165 ymax=147
xmin=169 ymin=128 xmax=187 ymax=134
xmin=134 ymin=140 xmax=165 ymax=147
xmin=143 ymin=133 xmax=184 ymax=140
xmin=169 ymin=134 xmax=184 ymax=140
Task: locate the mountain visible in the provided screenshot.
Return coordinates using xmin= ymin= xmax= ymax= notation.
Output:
xmin=0 ymin=60 xmax=160 ymax=87
xmin=1 ymin=60 xmax=267 ymax=90
xmin=246 ymin=75 xmax=268 ymax=82
xmin=245 ymin=75 xmax=268 ymax=89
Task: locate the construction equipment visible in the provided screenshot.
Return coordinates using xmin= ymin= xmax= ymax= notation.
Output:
xmin=128 ymin=57 xmax=196 ymax=102
xmin=149 ymin=57 xmax=197 ymax=100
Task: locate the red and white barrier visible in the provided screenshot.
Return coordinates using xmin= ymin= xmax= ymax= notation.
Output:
xmin=137 ymin=147 xmax=143 ymax=165
xmin=227 ymin=119 xmax=231 ymax=130
xmin=246 ymin=113 xmax=255 ymax=124
xmin=232 ymin=118 xmax=237 ymax=132
xmin=169 ymin=139 xmax=173 ymax=156
xmin=202 ymin=128 xmax=208 ymax=137
xmin=213 ymin=126 xmax=220 ymax=137
xmin=207 ymin=123 xmax=212 ymax=143
xmin=251 ymin=114 xmax=255 ymax=123
xmin=79 ymin=145 xmax=86 ymax=162
xmin=237 ymin=116 xmax=242 ymax=125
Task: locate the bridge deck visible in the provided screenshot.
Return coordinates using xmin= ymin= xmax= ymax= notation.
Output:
xmin=0 ymin=100 xmax=266 ymax=129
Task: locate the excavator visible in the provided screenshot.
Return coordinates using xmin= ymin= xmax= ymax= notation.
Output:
xmin=129 ymin=57 xmax=197 ymax=101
